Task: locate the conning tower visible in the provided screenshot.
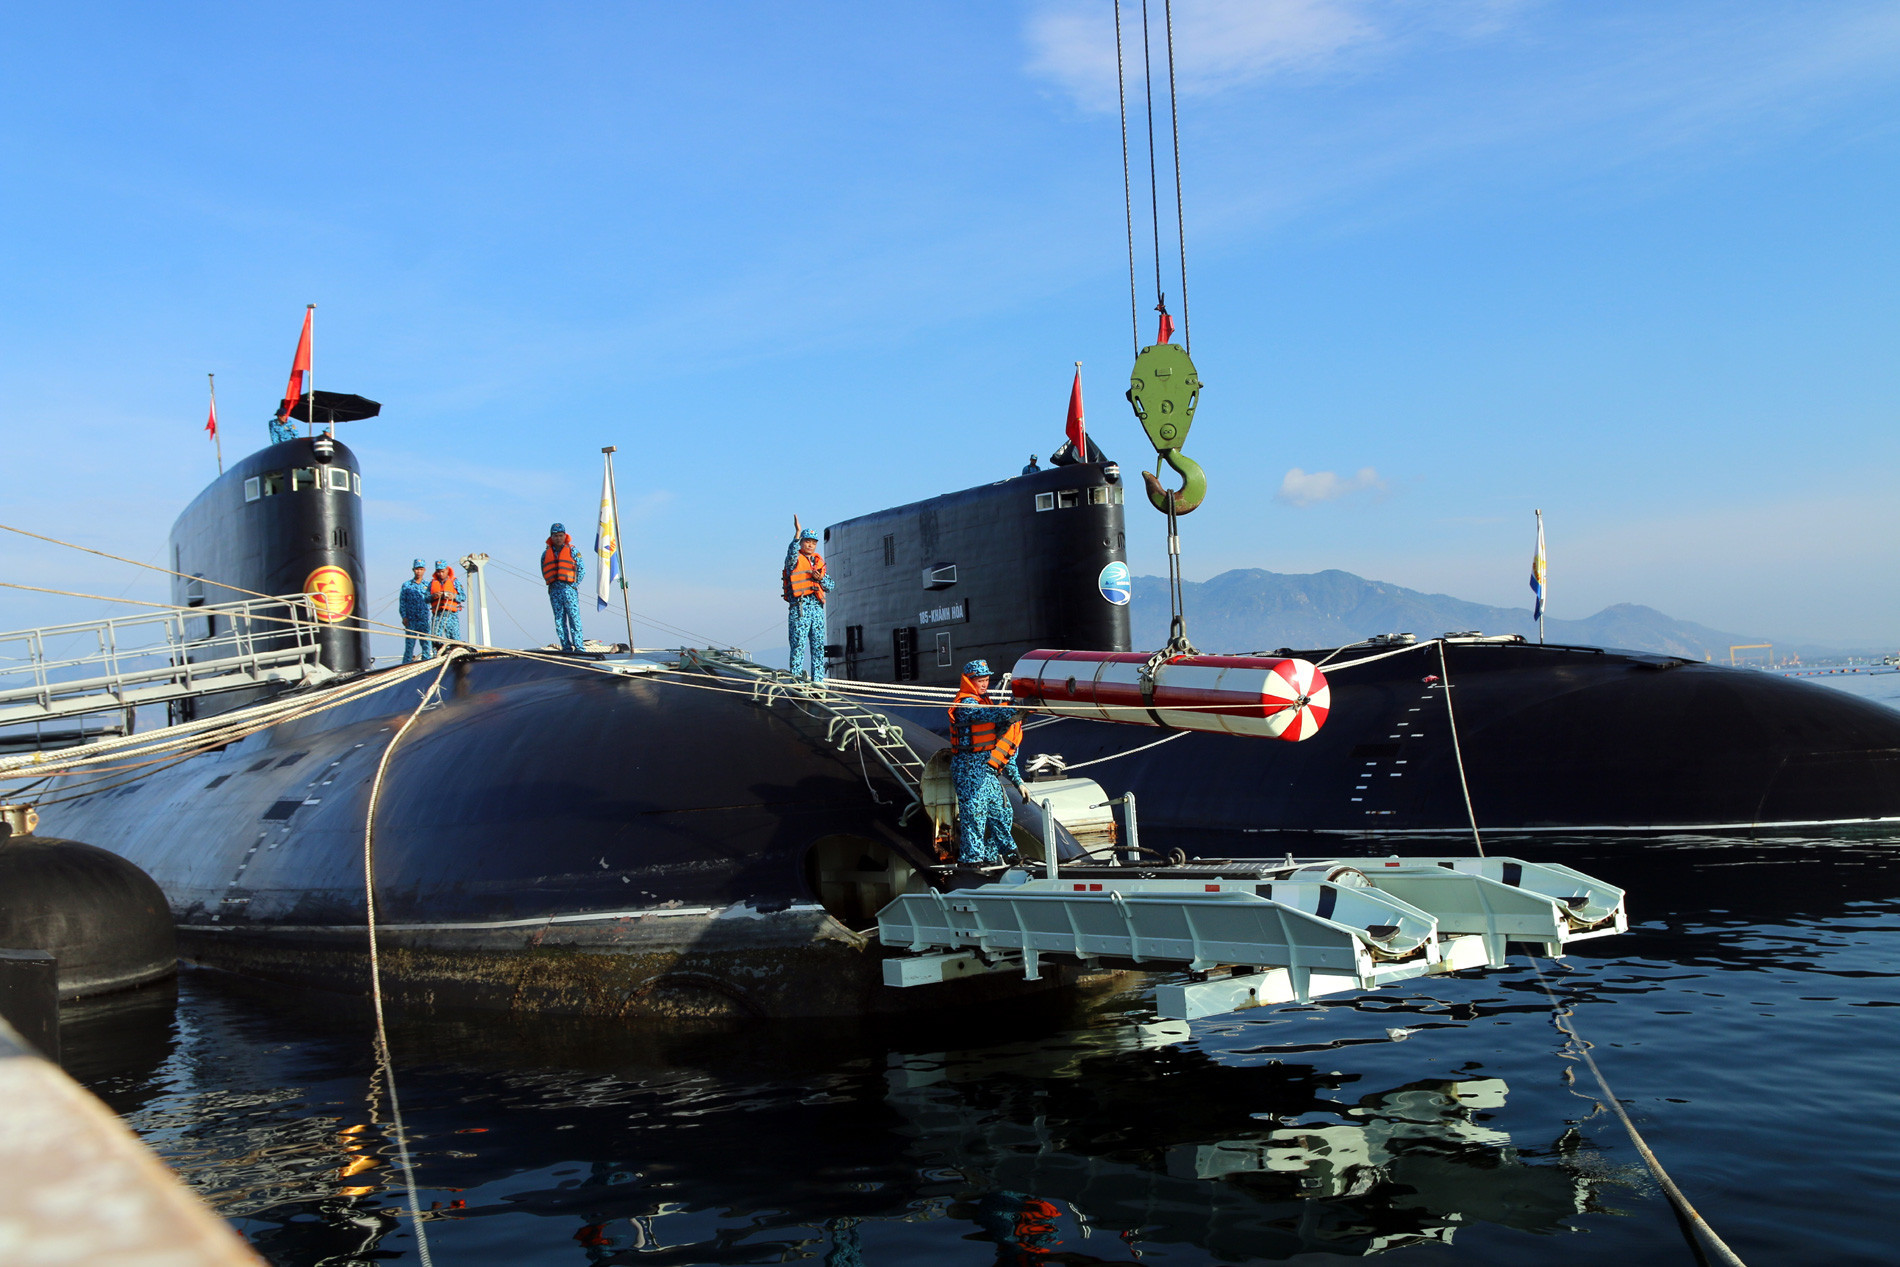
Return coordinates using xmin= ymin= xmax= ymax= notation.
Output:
xmin=824 ymin=461 xmax=1132 ymax=687
xmin=167 ymin=434 xmax=368 ymax=717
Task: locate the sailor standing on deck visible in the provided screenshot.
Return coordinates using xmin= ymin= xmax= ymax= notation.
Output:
xmin=948 ymin=659 xmax=1024 ymax=866
xmin=541 ymin=523 xmax=585 ymax=653
xmin=782 ymin=521 xmax=834 ymax=681
xmin=428 ymin=559 xmax=465 ymax=653
xmin=399 ymin=559 xmax=433 ymax=663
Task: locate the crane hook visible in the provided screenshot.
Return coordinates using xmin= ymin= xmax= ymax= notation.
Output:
xmin=1142 ymin=449 xmax=1206 ymax=514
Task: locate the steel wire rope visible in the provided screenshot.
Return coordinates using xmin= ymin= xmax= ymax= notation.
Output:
xmin=0 ymin=520 xmax=590 ymax=655
xmin=1139 ymin=0 xmax=1165 ymax=312
xmin=361 ymin=652 xmax=457 ymax=1267
xmin=1115 ymin=0 xmax=1140 ymax=355
xmin=1529 ymin=958 xmax=1749 ymax=1266
xmin=1164 ymin=0 xmax=1189 ymax=353
xmin=487 ymin=559 xmax=734 ymax=649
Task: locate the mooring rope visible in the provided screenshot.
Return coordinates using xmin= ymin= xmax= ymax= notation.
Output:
xmin=1530 ymin=958 xmax=1749 ymax=1266
xmin=1434 ymin=640 xmax=1484 ymax=857
xmin=360 ymin=651 xmax=458 ymax=1267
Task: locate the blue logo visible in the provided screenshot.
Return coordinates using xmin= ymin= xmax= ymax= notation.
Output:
xmin=1098 ymin=561 xmax=1131 ymax=606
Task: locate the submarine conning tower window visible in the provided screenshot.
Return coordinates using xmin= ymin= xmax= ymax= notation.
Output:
xmin=244 ymin=477 xmax=261 ymax=502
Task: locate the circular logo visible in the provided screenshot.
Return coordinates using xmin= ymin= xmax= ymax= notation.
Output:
xmin=303 ymin=565 xmax=356 ymax=623
xmin=1098 ymin=560 xmax=1131 ymax=606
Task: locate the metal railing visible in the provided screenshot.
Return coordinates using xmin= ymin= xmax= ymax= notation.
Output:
xmin=0 ymin=595 xmax=336 ymax=727
xmin=685 ymin=649 xmax=929 ymax=822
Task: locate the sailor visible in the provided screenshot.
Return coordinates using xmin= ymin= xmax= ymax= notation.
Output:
xmin=947 ymin=659 xmax=1024 ymax=866
xmin=428 ymin=559 xmax=465 ymax=653
xmin=541 ymin=522 xmax=585 ymax=653
xmin=268 ymin=412 xmax=298 ymax=444
xmin=782 ymin=521 xmax=834 ymax=681
xmin=398 ymin=558 xmax=433 ymax=663
xmin=1021 ymin=454 xmax=1040 ymax=475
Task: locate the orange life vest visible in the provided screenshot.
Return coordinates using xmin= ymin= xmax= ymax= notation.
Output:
xmin=429 ymin=570 xmax=461 ymax=614
xmin=541 ymin=537 xmax=579 ymax=585
xmin=784 ymin=549 xmax=827 ymax=603
xmin=949 ymin=690 xmax=1022 ymax=771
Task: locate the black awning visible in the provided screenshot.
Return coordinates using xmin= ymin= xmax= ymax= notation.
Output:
xmin=289 ymin=391 xmax=381 ymax=425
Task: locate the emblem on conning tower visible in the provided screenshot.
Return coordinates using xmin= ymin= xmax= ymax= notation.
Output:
xmin=303 ymin=565 xmax=356 ymax=623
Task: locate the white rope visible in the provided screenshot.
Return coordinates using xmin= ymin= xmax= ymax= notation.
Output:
xmin=1435 ymin=640 xmax=1484 ymax=857
xmin=361 ymin=652 xmax=457 ymax=1267
xmin=1055 ymin=727 xmax=1190 ymax=770
xmin=1530 ymin=959 xmax=1749 ymax=1266
xmin=1 ymin=656 xmax=448 ymax=779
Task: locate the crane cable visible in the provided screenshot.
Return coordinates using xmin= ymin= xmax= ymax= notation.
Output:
xmin=1115 ymin=1 xmax=1140 ymax=357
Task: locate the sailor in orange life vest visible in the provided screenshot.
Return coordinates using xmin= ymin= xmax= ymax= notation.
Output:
xmin=948 ymin=659 xmax=1025 ymax=866
xmin=427 ymin=559 xmax=465 ymax=653
xmin=541 ymin=522 xmax=586 ymax=653
xmin=782 ymin=522 xmax=835 ymax=681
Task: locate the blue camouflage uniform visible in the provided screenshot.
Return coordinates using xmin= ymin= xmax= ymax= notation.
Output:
xmin=269 ymin=413 xmax=298 ymax=444
xmin=398 ymin=558 xmax=433 ymax=663
xmin=543 ymin=523 xmax=585 ymax=652
xmin=428 ymin=559 xmax=465 ymax=651
xmin=949 ymin=659 xmax=1022 ymax=865
xmin=784 ymin=530 xmax=835 ymax=681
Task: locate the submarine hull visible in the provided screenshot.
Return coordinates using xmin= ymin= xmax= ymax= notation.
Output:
xmin=998 ymin=639 xmax=1900 ymax=845
xmin=36 ymin=653 xmax=1061 ymax=1017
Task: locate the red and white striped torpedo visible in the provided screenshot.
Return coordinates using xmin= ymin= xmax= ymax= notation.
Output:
xmin=1008 ymin=650 xmax=1331 ymax=741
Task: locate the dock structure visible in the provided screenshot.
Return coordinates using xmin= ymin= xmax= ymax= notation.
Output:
xmin=879 ymin=855 xmax=1627 ymax=1020
xmin=0 ymin=1014 xmax=263 ymax=1265
xmin=0 ymin=595 xmax=334 ymax=728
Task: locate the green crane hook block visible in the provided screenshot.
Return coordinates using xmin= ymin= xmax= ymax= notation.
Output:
xmin=1126 ymin=343 xmax=1207 ymax=514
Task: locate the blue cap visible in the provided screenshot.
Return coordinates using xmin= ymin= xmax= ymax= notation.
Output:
xmin=411 ymin=558 xmax=425 ymax=569
xmin=963 ymin=659 xmax=992 ymax=677
xmin=550 ymin=522 xmax=566 ymax=534
xmin=800 ymin=528 xmax=820 ymax=542
xmin=434 ymin=559 xmax=448 ymax=569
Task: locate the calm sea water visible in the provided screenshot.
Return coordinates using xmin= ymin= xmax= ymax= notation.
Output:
xmin=61 ymin=671 xmax=1900 ymax=1266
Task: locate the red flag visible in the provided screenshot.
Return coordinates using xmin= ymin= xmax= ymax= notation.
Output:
xmin=204 ymin=393 xmax=217 ymax=439
xmin=1065 ymin=365 xmax=1086 ymax=460
xmin=279 ymin=307 xmax=312 ymax=421
xmin=1156 ymin=309 xmax=1175 ymax=345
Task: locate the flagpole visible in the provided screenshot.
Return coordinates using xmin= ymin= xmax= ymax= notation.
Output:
xmin=305 ymin=303 xmax=315 ymax=438
xmin=1536 ymin=508 xmax=1545 ymax=646
xmin=207 ymin=372 xmax=222 ymax=475
xmin=603 ymin=445 xmax=635 ymax=651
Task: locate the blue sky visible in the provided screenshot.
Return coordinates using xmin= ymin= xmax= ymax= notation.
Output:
xmin=2 ymin=1 xmax=1897 ymax=658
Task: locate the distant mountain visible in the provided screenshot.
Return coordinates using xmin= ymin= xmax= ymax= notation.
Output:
xmin=1129 ymin=569 xmax=1776 ymax=661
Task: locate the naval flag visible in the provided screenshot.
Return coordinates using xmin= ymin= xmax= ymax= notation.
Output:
xmin=1530 ymin=511 xmax=1547 ymax=624
xmin=595 ymin=458 xmax=622 ymax=612
xmin=1065 ymin=365 xmax=1086 ymax=460
xmin=278 ymin=307 xmax=312 ymax=424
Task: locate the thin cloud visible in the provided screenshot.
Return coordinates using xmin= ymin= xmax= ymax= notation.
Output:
xmin=1024 ymin=1 xmax=1534 ymax=111
xmin=1276 ymin=466 xmax=1387 ymax=507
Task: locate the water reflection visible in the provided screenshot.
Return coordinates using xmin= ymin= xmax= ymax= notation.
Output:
xmin=61 ymin=835 xmax=1900 ymax=1265
xmin=889 ymin=1031 xmax=1593 ymax=1260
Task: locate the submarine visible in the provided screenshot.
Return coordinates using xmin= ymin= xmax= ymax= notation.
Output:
xmin=821 ymin=444 xmax=1900 ymax=845
xmin=17 ymin=381 xmax=1897 ymax=1022
xmin=27 ymin=423 xmax=1048 ymax=1019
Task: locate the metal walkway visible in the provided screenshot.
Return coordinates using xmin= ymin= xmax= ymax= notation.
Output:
xmin=0 ymin=595 xmax=336 ymax=728
xmin=685 ymin=650 xmax=930 ymax=820
xmin=879 ymin=855 xmax=1628 ymax=1020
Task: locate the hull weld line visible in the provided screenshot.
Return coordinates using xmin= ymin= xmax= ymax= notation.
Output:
xmin=176 ymin=903 xmax=826 ymax=934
